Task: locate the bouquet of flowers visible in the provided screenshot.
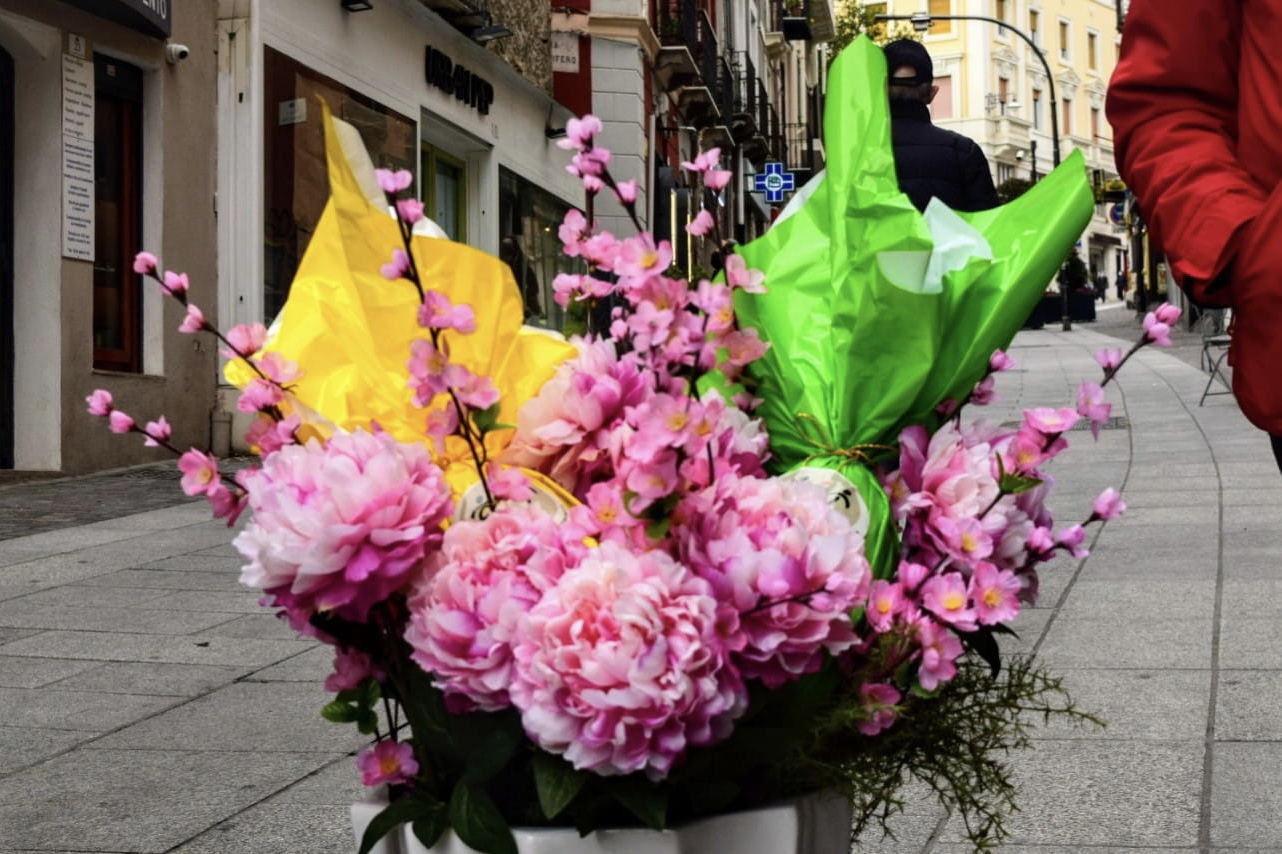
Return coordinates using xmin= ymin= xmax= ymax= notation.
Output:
xmin=87 ymin=38 xmax=1181 ymax=854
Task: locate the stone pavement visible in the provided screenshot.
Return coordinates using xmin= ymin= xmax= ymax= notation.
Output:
xmin=1 ymin=303 xmax=1277 ymax=853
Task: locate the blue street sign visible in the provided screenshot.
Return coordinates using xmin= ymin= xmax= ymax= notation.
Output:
xmin=752 ymin=162 xmax=796 ymax=203
xmin=1109 ymin=202 xmax=1125 ymax=226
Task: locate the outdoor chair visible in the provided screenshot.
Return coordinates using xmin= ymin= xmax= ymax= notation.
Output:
xmin=1198 ymin=307 xmax=1232 ymax=406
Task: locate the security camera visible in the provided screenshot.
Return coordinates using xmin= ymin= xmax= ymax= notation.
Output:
xmin=1015 ymin=150 xmax=1025 ymax=161
xmin=165 ymin=43 xmax=190 ymax=64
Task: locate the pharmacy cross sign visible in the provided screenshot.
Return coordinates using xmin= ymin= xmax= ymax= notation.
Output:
xmin=752 ymin=162 xmax=796 ymax=203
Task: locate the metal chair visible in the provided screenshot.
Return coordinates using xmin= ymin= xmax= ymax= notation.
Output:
xmin=1198 ymin=308 xmax=1233 ymax=406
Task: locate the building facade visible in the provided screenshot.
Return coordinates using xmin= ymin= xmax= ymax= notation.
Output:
xmin=850 ymin=0 xmax=1127 ymax=285
xmin=214 ymin=0 xmax=585 ymax=452
xmin=0 ymin=0 xmax=219 ymax=474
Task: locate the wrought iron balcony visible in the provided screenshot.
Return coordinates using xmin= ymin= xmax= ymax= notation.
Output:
xmin=654 ymin=0 xmax=699 ymax=91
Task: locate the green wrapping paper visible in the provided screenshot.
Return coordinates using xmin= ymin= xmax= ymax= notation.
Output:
xmin=735 ymin=36 xmax=1094 ymax=576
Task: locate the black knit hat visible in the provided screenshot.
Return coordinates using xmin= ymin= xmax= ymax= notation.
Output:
xmin=883 ymin=39 xmax=933 ymax=85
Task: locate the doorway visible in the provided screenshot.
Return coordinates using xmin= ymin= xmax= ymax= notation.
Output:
xmin=0 ymin=47 xmax=14 ymax=468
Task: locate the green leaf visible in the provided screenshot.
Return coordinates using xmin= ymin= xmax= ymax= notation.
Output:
xmin=644 ymin=515 xmax=672 ymax=540
xmin=459 ymin=716 xmax=521 ymax=783
xmin=356 ymin=708 xmax=380 ymax=735
xmin=998 ymin=472 xmax=1043 ymax=495
xmin=471 ymin=402 xmax=506 ymax=435
xmin=532 ymin=751 xmax=588 ymax=819
xmin=410 ymin=806 xmax=449 ymax=850
xmin=357 ymin=677 xmax=382 ymax=707
xmin=449 ymin=783 xmax=517 ymax=854
xmin=320 ymin=701 xmax=359 ymax=724
xmin=612 ymin=780 xmax=669 ymax=830
xmin=358 ymin=797 xmax=437 ymax=854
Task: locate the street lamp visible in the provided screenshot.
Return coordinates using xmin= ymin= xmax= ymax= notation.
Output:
xmin=876 ymin=11 xmax=1072 ymax=329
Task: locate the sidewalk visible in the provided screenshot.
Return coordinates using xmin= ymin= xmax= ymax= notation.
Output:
xmin=1 ymin=313 xmax=1276 ymax=853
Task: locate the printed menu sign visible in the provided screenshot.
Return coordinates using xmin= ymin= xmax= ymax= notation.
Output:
xmin=62 ymin=52 xmax=94 ymax=261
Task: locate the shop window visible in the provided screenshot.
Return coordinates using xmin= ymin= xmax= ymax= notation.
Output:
xmin=93 ymin=55 xmax=143 ymax=373
xmin=928 ymin=0 xmax=951 ymax=34
xmin=422 ymin=143 xmax=465 ymax=242
xmin=498 ymin=167 xmax=577 ymax=332
xmin=262 ymin=47 xmax=416 ymax=322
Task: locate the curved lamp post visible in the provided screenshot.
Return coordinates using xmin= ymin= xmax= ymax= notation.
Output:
xmin=875 ymin=11 xmax=1071 ymax=330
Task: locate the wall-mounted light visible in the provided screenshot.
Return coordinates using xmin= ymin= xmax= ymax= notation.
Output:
xmin=342 ymin=0 xmax=374 ymax=11
xmin=471 ymin=15 xmax=514 ymax=43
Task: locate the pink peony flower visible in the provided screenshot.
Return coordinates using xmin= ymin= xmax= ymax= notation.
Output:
xmin=509 ymin=541 xmax=746 ymax=778
xmin=405 ymin=504 xmax=584 ymax=711
xmin=234 ymin=430 xmax=453 ymax=624
xmin=357 ymin=740 xmax=419 ymax=787
xmin=674 ymin=473 xmax=870 ymax=688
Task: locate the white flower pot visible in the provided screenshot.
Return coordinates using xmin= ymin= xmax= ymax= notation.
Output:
xmin=352 ymin=791 xmax=852 ymax=854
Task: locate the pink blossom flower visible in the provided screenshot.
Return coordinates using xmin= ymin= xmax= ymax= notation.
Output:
xmin=234 ymin=430 xmax=454 ymax=623
xmin=178 ymin=449 xmax=220 ymax=496
xmin=1095 ymin=347 xmax=1124 ymax=372
xmin=381 ymin=248 xmax=410 ymax=281
xmin=423 ymin=405 xmax=458 ymax=456
xmin=237 ymin=378 xmax=284 ymax=414
xmin=722 ymin=254 xmax=766 ymax=293
xmin=1154 ymin=302 xmax=1182 ymax=326
xmin=857 ymin=682 xmax=902 ymax=736
xmin=108 ymin=410 xmax=135 ymax=434
xmin=1055 ymin=523 xmax=1089 ymax=558
xmin=206 ymin=482 xmax=247 ymax=526
xmin=681 ymin=148 xmax=721 ymax=173
xmin=256 ymin=351 xmax=302 ymax=384
xmin=1142 ymin=312 xmax=1172 ymax=346
xmin=921 ymin=573 xmax=978 ymax=632
xmin=1023 ymin=407 xmax=1081 ymax=436
xmin=704 ymin=169 xmax=733 ymax=191
xmin=866 ymin=580 xmax=905 ymax=633
xmin=418 ymin=291 xmax=477 ymax=334
xmin=614 ymin=234 xmax=671 ymax=281
xmin=244 ymin=413 xmax=299 ymax=456
xmin=224 ymin=323 xmax=268 ymax=359
xmin=142 ymin=416 xmax=171 ymax=448
xmin=687 ymin=209 xmax=715 ymax=237
xmin=558 ymin=209 xmax=590 ymax=256
xmin=916 ymin=619 xmax=963 ymax=691
xmin=989 ymin=350 xmax=1015 ymax=372
xmin=375 ymin=168 xmax=413 ymax=195
xmin=133 ymin=251 xmax=158 ymax=275
xmin=970 ymin=562 xmax=1022 ymax=625
xmin=161 ymin=271 xmax=189 ymax=299
xmin=453 ymin=368 xmax=500 ymax=411
xmin=86 ymin=389 xmax=114 ymax=417
xmin=357 ymin=740 xmax=418 ymax=787
xmin=395 ymin=198 xmax=424 ymax=224
xmin=179 ymin=304 xmax=207 ymax=334
xmin=1092 ymin=487 xmax=1126 ymax=521
xmin=556 ymin=114 xmax=602 ymax=150
xmin=324 ymin=648 xmax=383 ymax=692
xmin=614 ymin=179 xmax=638 ymax=204
xmin=509 ymin=541 xmax=746 ymax=778
xmin=485 ymin=463 xmax=533 ymax=503
xmin=406 ymin=504 xmax=584 ymax=711
xmin=1076 ymin=381 xmax=1111 ymax=439
xmin=970 ymin=375 xmax=996 ymax=406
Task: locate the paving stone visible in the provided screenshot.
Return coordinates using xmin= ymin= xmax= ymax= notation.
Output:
xmin=1210 ymin=742 xmax=1282 ymax=847
xmin=0 ymin=725 xmax=96 ymax=775
xmin=1037 ymin=617 xmax=1214 ymax=670
xmin=1217 ymin=617 xmax=1282 ymax=670
xmin=0 ymin=602 xmax=242 ymax=634
xmin=0 ymin=629 xmax=313 ymax=667
xmin=167 ymin=803 xmax=355 ymax=854
xmin=47 ymin=661 xmax=248 ymax=697
xmin=0 ymin=655 xmax=101 ymax=689
xmin=0 ymin=686 xmax=180 ymax=731
xmin=1035 ymin=668 xmax=1209 ymax=740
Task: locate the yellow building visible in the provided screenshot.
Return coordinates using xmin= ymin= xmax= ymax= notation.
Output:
xmin=841 ymin=0 xmax=1127 ymax=287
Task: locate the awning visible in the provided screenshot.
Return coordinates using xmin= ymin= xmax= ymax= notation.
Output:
xmin=1090 ymin=233 xmax=1123 ymax=246
xmin=63 ymin=0 xmax=171 ymax=39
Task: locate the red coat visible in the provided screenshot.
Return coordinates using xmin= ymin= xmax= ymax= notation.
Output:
xmin=1107 ymin=0 xmax=1282 ymax=433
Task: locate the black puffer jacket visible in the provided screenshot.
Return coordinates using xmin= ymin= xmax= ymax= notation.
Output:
xmin=889 ymin=99 xmax=1000 ymax=213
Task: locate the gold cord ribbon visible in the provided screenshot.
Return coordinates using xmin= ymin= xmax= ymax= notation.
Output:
xmin=794 ymin=412 xmax=897 ymax=467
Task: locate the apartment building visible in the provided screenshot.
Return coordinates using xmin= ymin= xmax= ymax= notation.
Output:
xmin=849 ymin=0 xmax=1127 ymax=284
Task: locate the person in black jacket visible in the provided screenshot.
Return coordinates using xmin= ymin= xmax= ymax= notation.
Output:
xmin=882 ymin=40 xmax=1000 ymax=214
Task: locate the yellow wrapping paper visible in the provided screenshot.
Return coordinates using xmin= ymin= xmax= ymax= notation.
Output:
xmin=228 ymin=102 xmax=577 ymax=501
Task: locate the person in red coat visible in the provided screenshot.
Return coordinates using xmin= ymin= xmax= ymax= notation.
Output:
xmin=1107 ymin=1 xmax=1282 ymax=468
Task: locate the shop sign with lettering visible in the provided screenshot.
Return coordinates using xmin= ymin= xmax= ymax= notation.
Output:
xmin=424 ymin=46 xmax=494 ymax=116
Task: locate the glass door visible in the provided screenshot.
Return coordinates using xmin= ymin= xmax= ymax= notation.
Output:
xmin=422 ymin=142 xmax=466 ymax=242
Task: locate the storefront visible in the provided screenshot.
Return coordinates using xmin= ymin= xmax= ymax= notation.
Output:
xmin=0 ymin=0 xmax=218 ymax=473
xmin=215 ymin=1 xmax=581 ymax=450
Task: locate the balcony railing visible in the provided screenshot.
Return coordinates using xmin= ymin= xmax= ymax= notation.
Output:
xmin=654 ymin=0 xmax=700 ymax=91
xmin=768 ymin=0 xmax=813 ymax=41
